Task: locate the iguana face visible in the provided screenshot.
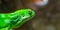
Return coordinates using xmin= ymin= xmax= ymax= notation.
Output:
xmin=0 ymin=9 xmax=35 ymax=30
xmin=12 ymin=9 xmax=35 ymax=28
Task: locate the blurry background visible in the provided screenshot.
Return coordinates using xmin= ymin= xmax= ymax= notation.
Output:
xmin=0 ymin=0 xmax=60 ymax=30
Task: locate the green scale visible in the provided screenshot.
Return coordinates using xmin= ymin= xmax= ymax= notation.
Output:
xmin=0 ymin=9 xmax=35 ymax=30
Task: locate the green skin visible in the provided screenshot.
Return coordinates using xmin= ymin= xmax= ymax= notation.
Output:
xmin=0 ymin=9 xmax=35 ymax=30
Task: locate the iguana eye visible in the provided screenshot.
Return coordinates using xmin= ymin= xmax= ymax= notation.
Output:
xmin=21 ymin=14 xmax=25 ymax=17
xmin=22 ymin=14 xmax=25 ymax=17
xmin=28 ymin=10 xmax=32 ymax=15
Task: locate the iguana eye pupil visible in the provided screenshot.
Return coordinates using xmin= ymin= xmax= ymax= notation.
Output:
xmin=28 ymin=11 xmax=32 ymax=15
xmin=21 ymin=14 xmax=25 ymax=17
xmin=22 ymin=15 xmax=24 ymax=17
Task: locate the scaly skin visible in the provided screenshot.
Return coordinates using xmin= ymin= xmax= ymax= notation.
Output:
xmin=0 ymin=9 xmax=35 ymax=30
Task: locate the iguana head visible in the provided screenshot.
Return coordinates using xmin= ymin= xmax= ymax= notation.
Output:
xmin=12 ymin=9 xmax=35 ymax=28
xmin=0 ymin=9 xmax=35 ymax=30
